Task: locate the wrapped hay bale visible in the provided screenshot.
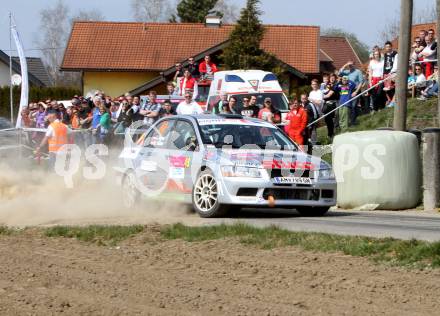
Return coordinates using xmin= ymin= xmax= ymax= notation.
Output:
xmin=333 ymin=131 xmax=421 ymax=210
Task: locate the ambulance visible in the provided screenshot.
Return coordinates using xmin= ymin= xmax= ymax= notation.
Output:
xmin=206 ymin=70 xmax=290 ymax=115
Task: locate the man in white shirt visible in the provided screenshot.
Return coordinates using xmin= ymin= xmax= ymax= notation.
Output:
xmin=308 ymin=79 xmax=324 ymax=114
xmin=176 ymin=92 xmax=203 ymax=115
xmin=419 ymin=29 xmax=437 ymax=77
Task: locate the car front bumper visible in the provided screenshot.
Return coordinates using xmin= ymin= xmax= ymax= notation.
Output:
xmin=217 ymin=176 xmax=337 ymax=208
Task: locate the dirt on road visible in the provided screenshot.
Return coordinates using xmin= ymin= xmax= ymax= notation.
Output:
xmin=1 ymin=227 xmax=440 ymax=316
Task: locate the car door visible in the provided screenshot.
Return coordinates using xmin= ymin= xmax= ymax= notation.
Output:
xmin=137 ymin=119 xmax=175 ymax=192
xmin=166 ymin=119 xmax=200 ymax=194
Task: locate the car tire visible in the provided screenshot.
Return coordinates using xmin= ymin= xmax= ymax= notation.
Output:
xmin=296 ymin=206 xmax=330 ymax=217
xmin=192 ymin=170 xmax=230 ymax=218
xmin=122 ymin=171 xmax=140 ymax=209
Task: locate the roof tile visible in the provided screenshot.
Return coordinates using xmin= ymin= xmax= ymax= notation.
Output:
xmin=62 ymin=22 xmax=320 ymax=74
xmin=319 ymin=36 xmax=362 ymax=70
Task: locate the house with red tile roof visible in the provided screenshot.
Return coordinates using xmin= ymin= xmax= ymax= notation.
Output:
xmin=61 ymin=21 xmax=362 ymax=97
xmin=392 ymin=22 xmax=437 ymax=48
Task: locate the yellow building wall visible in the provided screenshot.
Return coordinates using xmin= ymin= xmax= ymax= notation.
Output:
xmin=83 ymin=71 xmax=159 ymax=97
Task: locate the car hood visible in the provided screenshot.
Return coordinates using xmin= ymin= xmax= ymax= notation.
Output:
xmin=204 ymin=147 xmax=331 ymax=171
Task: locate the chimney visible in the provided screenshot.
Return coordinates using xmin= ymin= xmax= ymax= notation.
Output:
xmin=205 ymin=15 xmax=222 ymax=28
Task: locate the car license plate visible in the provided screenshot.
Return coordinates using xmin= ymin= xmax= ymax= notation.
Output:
xmin=273 ymin=177 xmax=312 ymax=184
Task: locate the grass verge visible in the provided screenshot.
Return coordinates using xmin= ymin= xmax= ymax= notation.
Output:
xmin=317 ymin=97 xmax=439 ymax=145
xmin=44 ymin=225 xmax=145 ymax=246
xmin=0 ymin=226 xmax=16 ymax=235
xmin=162 ymin=223 xmax=440 ymax=269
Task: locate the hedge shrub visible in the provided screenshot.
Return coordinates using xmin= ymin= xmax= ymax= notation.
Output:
xmin=0 ymin=86 xmax=81 ymax=119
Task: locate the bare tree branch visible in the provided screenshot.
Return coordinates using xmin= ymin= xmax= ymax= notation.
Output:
xmin=34 ymin=0 xmax=70 ymax=85
xmin=131 ymin=0 xmax=173 ymax=22
xmin=379 ymin=3 xmax=437 ymax=44
xmin=35 ymin=0 xmax=105 ymax=86
xmin=70 ymin=9 xmax=105 ymax=26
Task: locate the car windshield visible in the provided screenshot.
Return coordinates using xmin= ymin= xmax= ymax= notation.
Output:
xmin=232 ymin=93 xmax=289 ymax=111
xmin=199 ymin=123 xmax=297 ymax=150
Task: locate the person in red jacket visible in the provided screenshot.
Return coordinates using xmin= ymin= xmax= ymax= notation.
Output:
xmin=287 ymin=99 xmax=308 ymax=145
xmin=199 ymin=55 xmax=218 ymax=78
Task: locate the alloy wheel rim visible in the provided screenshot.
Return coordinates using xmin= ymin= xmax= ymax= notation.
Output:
xmin=194 ymin=174 xmax=218 ymax=212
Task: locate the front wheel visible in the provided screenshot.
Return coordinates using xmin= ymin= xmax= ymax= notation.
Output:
xmin=192 ymin=170 xmax=230 ymax=218
xmin=296 ymin=206 xmax=330 ymax=217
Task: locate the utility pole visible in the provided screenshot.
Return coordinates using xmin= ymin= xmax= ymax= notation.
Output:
xmin=394 ymin=0 xmax=413 ymax=131
xmin=437 ymin=0 xmax=440 ymax=127
xmin=9 ymin=12 xmax=14 ymax=125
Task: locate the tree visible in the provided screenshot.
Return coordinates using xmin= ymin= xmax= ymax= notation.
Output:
xmin=35 ymin=0 xmax=104 ymax=86
xmin=131 ymin=0 xmax=173 ymax=22
xmin=322 ymin=28 xmax=370 ymax=63
xmin=379 ymin=4 xmax=436 ymax=43
xmin=35 ymin=0 xmax=70 ymax=85
xmin=221 ymin=0 xmax=279 ymax=72
xmin=70 ymin=9 xmax=105 ymax=25
xmin=171 ymin=0 xmax=221 ymax=23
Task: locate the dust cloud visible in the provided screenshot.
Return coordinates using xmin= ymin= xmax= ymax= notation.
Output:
xmin=0 ymin=157 xmax=198 ymax=227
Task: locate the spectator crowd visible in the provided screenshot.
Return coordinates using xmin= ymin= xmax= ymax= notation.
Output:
xmin=17 ymin=30 xmax=440 ymax=152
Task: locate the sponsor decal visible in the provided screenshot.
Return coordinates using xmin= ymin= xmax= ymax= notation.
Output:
xmin=198 ymin=118 xmax=273 ymax=127
xmin=262 ymin=160 xmax=315 ymax=170
xmin=169 ymin=155 xmax=191 ymax=168
xmin=169 ymin=167 xmax=185 ymax=179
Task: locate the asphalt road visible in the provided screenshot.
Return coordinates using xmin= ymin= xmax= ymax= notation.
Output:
xmin=200 ymin=209 xmax=440 ymax=242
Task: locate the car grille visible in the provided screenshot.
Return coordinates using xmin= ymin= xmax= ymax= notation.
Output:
xmin=269 ymin=169 xmax=311 ymax=179
xmin=263 ymin=188 xmax=320 ymax=201
xmin=237 ymin=188 xmax=259 ymax=197
xmin=321 ymin=190 xmax=334 ymax=199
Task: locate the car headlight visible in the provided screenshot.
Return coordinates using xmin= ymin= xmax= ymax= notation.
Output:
xmin=221 ymin=165 xmax=261 ymax=178
xmin=316 ymin=168 xmax=335 ymax=180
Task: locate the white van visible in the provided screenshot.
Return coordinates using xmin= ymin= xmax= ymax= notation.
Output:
xmin=206 ymin=70 xmax=289 ymax=114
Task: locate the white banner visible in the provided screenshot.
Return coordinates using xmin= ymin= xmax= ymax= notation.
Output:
xmin=11 ymin=19 xmax=28 ymax=128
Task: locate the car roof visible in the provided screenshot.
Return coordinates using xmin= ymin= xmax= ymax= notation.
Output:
xmin=172 ymin=114 xmax=276 ymax=128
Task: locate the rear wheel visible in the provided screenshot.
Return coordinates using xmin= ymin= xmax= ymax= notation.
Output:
xmin=192 ymin=170 xmax=230 ymax=218
xmin=296 ymin=206 xmax=330 ymax=217
xmin=122 ymin=172 xmax=140 ymax=209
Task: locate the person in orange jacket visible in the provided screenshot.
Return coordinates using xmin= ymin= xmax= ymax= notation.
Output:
xmin=287 ymin=99 xmax=308 ymax=145
xmin=36 ymin=111 xmax=70 ymax=169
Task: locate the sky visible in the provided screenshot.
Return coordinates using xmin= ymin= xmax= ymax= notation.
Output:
xmin=0 ymin=0 xmax=436 ymax=58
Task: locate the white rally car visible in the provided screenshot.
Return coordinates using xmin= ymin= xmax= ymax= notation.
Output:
xmin=116 ymin=114 xmax=336 ymax=218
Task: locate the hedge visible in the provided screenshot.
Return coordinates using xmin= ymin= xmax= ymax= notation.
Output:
xmin=0 ymin=86 xmax=81 ymax=119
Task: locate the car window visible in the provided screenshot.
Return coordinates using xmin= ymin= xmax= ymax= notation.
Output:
xmin=170 ymin=120 xmax=198 ymax=150
xmin=143 ymin=120 xmax=175 ymax=148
